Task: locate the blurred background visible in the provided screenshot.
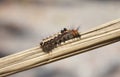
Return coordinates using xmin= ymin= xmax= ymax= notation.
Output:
xmin=0 ymin=0 xmax=120 ymax=77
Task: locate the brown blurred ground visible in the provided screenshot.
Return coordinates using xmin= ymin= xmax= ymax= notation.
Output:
xmin=0 ymin=0 xmax=120 ymax=77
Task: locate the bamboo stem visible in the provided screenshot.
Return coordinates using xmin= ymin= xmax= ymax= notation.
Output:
xmin=0 ymin=19 xmax=120 ymax=77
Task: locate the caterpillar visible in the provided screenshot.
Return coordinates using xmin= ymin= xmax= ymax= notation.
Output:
xmin=40 ymin=28 xmax=81 ymax=53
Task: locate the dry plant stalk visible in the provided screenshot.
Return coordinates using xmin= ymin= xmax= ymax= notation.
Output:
xmin=0 ymin=19 xmax=120 ymax=77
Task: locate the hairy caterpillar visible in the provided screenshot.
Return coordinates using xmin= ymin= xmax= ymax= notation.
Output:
xmin=40 ymin=28 xmax=81 ymax=53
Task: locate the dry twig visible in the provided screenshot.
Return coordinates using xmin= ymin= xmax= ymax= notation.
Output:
xmin=0 ymin=19 xmax=120 ymax=77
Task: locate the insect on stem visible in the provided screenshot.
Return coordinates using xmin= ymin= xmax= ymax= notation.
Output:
xmin=40 ymin=27 xmax=81 ymax=53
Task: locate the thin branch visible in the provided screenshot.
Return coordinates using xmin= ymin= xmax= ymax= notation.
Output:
xmin=0 ymin=19 xmax=120 ymax=77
